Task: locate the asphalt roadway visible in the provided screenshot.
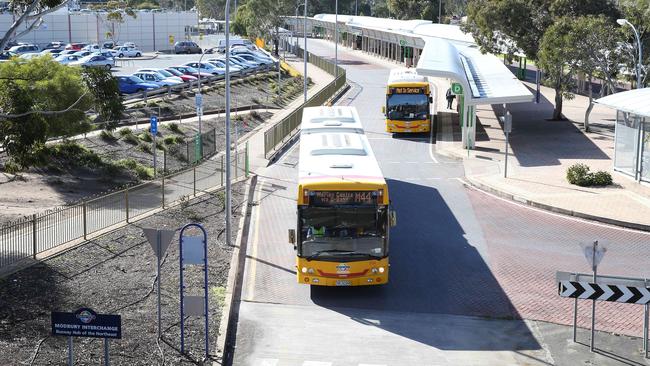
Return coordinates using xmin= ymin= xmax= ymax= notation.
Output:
xmin=232 ymin=40 xmax=650 ymax=365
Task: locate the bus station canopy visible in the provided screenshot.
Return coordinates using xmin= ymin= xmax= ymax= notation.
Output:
xmin=311 ymin=14 xmax=533 ymax=106
xmin=595 ymin=88 xmax=650 ymax=117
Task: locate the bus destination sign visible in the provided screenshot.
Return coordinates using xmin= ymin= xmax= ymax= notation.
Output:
xmin=311 ymin=191 xmax=376 ymax=206
xmin=392 ymin=87 xmax=424 ymax=94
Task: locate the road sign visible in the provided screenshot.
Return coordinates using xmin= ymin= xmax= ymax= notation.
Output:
xmin=169 ymin=35 xmax=174 ymax=45
xmin=399 ymin=39 xmax=406 ymax=46
xmin=581 ymin=242 xmax=606 ymax=268
xmin=196 ymin=106 xmax=203 ymax=116
xmin=150 ymin=115 xmax=158 ymax=135
xmin=195 ymin=93 xmax=203 ymax=108
xmin=557 ymin=272 xmax=650 ymax=304
xmin=451 ymin=82 xmax=463 ymax=95
xmin=143 ymin=228 xmax=175 ymax=258
xmin=52 ymin=308 xmax=121 ymax=339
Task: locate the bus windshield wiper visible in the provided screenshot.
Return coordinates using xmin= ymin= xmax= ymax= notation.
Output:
xmin=306 ymin=249 xmax=356 ymax=261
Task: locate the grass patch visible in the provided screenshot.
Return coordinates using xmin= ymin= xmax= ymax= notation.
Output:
xmin=139 ymin=144 xmax=151 ymax=153
xmin=123 ymin=133 xmax=140 ymax=145
xmin=166 ymin=122 xmax=183 ymax=134
xmin=118 ymin=128 xmax=133 ymax=137
xmin=210 ymin=286 xmax=227 ymax=307
xmin=115 ymin=158 xmax=154 ymax=180
xmin=163 ymin=136 xmax=177 ymax=145
xmin=99 ymin=130 xmax=117 ymax=142
xmin=139 ymin=133 xmax=153 ymax=143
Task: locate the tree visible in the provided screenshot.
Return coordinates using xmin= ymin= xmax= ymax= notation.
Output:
xmin=0 ymin=57 xmax=123 ymax=166
xmin=386 ymin=0 xmax=442 ymax=21
xmin=0 ymin=0 xmax=70 ymax=51
xmin=463 ymin=0 xmax=619 ymax=120
xmin=618 ymin=0 xmax=650 ymax=88
xmin=231 ymin=0 xmax=293 ymax=55
xmin=196 ymin=0 xmax=225 ymax=19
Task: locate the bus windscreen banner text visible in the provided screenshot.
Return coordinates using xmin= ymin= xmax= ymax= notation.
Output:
xmin=390 ymin=87 xmax=425 ymax=94
xmin=310 ymin=191 xmax=377 ymax=206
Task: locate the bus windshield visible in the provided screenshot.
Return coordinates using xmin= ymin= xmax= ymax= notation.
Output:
xmin=386 ymin=93 xmax=429 ymax=121
xmin=299 ymin=206 xmax=387 ymax=260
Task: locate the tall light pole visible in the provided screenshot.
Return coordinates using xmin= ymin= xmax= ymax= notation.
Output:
xmin=294 ymin=2 xmax=304 ymax=52
xmin=355 ymin=0 xmax=358 ymax=16
xmin=438 ymin=0 xmax=442 ymax=24
xmin=335 ymin=0 xmax=338 ymax=79
xmin=196 ymin=48 xmax=215 ymax=134
xmin=303 ymin=0 xmax=307 ymax=102
xmin=617 ymin=18 xmax=643 ymax=89
xmin=224 ymin=0 xmax=232 ymax=246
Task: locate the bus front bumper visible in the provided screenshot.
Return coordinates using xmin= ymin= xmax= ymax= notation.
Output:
xmin=387 ymin=120 xmax=430 ymax=133
xmin=296 ymin=258 xmax=389 ymax=286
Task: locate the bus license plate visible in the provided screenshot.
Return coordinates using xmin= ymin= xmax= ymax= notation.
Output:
xmin=336 ymin=280 xmax=351 ymax=286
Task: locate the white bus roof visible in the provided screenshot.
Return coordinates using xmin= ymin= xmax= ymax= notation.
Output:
xmin=299 ymin=107 xmax=385 ymax=184
xmin=387 ymin=68 xmax=427 ymax=84
xmin=300 ymin=106 xmax=364 ymax=133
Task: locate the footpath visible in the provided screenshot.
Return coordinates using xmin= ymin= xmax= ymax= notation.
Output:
xmin=434 ymin=79 xmax=650 ymax=232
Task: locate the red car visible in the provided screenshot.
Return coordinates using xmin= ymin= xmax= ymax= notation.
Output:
xmin=165 ymin=67 xmax=198 ymax=82
xmin=169 ymin=65 xmax=212 ymax=79
xmin=65 ymin=42 xmax=87 ymax=51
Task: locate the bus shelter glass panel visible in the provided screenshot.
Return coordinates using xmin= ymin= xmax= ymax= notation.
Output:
xmin=641 ymin=118 xmax=650 ymax=182
xmin=614 ymin=111 xmax=639 ymax=177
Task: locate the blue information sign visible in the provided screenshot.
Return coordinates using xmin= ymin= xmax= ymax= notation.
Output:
xmin=150 ymin=115 xmax=158 ymax=134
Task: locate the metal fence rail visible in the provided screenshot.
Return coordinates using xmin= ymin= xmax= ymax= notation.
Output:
xmin=264 ymin=44 xmax=347 ymax=158
xmin=0 ymin=145 xmax=249 ymax=269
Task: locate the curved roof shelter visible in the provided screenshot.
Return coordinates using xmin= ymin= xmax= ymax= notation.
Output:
xmin=595 ymin=88 xmax=650 ymax=117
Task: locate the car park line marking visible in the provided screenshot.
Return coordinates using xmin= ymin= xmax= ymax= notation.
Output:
xmin=246 ymin=177 xmax=265 ymax=300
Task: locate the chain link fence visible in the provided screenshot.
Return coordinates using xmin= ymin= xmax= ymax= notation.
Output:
xmin=264 ymin=43 xmax=347 ymax=158
xmin=0 ymin=144 xmax=249 ymax=269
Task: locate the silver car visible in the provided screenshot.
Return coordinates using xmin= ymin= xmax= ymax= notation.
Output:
xmin=69 ymin=55 xmax=115 ymax=69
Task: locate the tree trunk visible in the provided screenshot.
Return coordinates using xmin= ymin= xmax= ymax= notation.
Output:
xmin=0 ymin=0 xmax=39 ymax=51
xmin=584 ymin=74 xmax=593 ymax=132
xmin=553 ymin=86 xmax=563 ymax=120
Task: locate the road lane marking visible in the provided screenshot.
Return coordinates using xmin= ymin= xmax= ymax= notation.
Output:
xmin=253 ymin=358 xmax=278 ymax=366
xmin=246 ymin=177 xmax=266 ymax=300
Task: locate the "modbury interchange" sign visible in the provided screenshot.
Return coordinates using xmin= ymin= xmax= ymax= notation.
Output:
xmin=51 ymin=308 xmax=121 ymax=339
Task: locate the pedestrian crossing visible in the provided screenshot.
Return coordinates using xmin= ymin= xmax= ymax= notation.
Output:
xmin=251 ymin=359 xmax=387 ymax=366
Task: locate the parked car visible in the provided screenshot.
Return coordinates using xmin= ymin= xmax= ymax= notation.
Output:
xmin=229 ymin=50 xmax=274 ymax=65
xmin=8 ymin=44 xmax=40 ymax=54
xmin=136 ymin=68 xmax=183 ymax=83
xmin=217 ymin=38 xmax=254 ymax=53
xmin=54 ymin=54 xmax=82 ymax=65
xmin=69 ymin=54 xmax=115 ymax=69
xmin=65 ymin=42 xmax=87 ymax=51
xmin=168 ymin=65 xmax=212 ymax=79
xmin=110 ymin=46 xmax=142 ymax=58
xmin=183 ymin=61 xmax=224 ymax=75
xmin=174 ymin=41 xmax=201 ymax=54
xmin=0 ymin=51 xmax=16 ymax=60
xmin=132 ymin=72 xmax=183 ymax=87
xmin=72 ymin=50 xmax=93 ymax=58
xmin=206 ymin=58 xmax=242 ymax=73
xmin=40 ymin=49 xmax=63 ymax=56
xmin=216 ymin=56 xmax=253 ymax=70
xmin=3 ymin=41 xmax=19 ymax=51
xmin=116 ymin=75 xmax=158 ymax=94
xmin=44 ymin=41 xmax=65 ymax=50
xmin=230 ymin=43 xmax=259 ymax=52
xmin=102 ymin=41 xmax=115 ymax=49
xmin=230 ymin=55 xmax=261 ymax=68
xmin=93 ymin=51 xmax=115 ymax=60
xmin=82 ymin=44 xmax=101 ymax=52
xmin=19 ymin=52 xmax=43 ymax=60
xmin=122 ymin=42 xmax=137 ymax=49
xmin=58 ymin=49 xmax=78 ymax=56
xmin=164 ymin=67 xmax=198 ymax=82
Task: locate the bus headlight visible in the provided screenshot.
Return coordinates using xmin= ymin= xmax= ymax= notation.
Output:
xmin=371 ymin=268 xmax=378 ymax=274
xmin=379 ymin=267 xmax=385 ymax=273
xmin=308 ymin=268 xmax=314 ymax=274
xmin=302 ymin=267 xmax=307 ymax=273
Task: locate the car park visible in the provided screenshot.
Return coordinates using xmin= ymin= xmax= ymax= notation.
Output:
xmin=230 ymin=55 xmax=261 ymax=68
xmin=122 ymin=42 xmax=137 ymax=49
xmin=44 ymin=41 xmax=65 ymax=50
xmin=8 ymin=44 xmax=40 ymax=54
xmin=102 ymin=41 xmax=115 ymax=49
xmin=116 ymin=75 xmax=158 ymax=94
xmin=206 ymin=58 xmax=242 ymax=73
xmin=73 ymin=50 xmax=93 ymax=58
xmin=168 ymin=65 xmax=212 ymax=79
xmin=132 ymin=71 xmax=183 ymax=87
xmin=19 ymin=52 xmax=43 ymax=60
xmin=230 ymin=52 xmax=273 ymax=66
xmin=54 ymin=54 xmax=82 ymax=65
xmin=174 ymin=41 xmax=201 ymax=54
xmin=164 ymin=67 xmax=198 ymax=82
xmin=110 ymin=46 xmax=142 ymax=58
xmin=183 ymin=62 xmax=224 ymax=75
xmin=82 ymin=44 xmax=101 ymax=52
xmin=40 ymin=49 xmax=63 ymax=56
xmin=69 ymin=54 xmax=115 ymax=69
xmin=136 ymin=68 xmax=184 ymax=83
xmin=217 ymin=38 xmax=254 ymax=53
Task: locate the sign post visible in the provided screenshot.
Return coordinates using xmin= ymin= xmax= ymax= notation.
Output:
xmin=51 ymin=308 xmax=121 ymax=366
xmin=583 ymin=240 xmax=606 ymax=352
xmin=143 ymin=228 xmax=176 ymax=339
xmin=501 ymin=108 xmax=512 ymax=178
xmin=150 ymin=115 xmax=158 ymax=177
xmin=179 ymin=223 xmax=209 ymax=359
xmin=195 ymin=93 xmax=203 ymax=134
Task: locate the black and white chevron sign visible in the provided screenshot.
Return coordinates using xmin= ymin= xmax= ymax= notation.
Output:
xmin=558 ymin=281 xmax=650 ymax=305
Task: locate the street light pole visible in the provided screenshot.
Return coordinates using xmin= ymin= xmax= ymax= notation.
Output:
xmin=617 ymin=18 xmax=644 ymax=89
xmin=196 ymin=49 xmax=213 ymax=134
xmin=335 ymin=0 xmax=338 ymax=79
xmin=303 ymin=0 xmax=307 ymax=103
xmin=438 ymin=0 xmax=442 ymax=23
xmin=224 ymin=0 xmax=232 ymax=247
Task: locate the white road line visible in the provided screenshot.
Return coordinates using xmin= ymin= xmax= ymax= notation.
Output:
xmin=464 ymin=178 xmax=650 ymax=236
xmin=253 ymin=358 xmax=279 ymax=366
xmin=245 ymin=177 xmax=266 ymax=300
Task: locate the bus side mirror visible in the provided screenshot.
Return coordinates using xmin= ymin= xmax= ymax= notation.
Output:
xmin=381 ymin=106 xmax=385 ymax=114
xmin=288 ymin=229 xmax=296 ymax=244
xmin=389 ymin=211 xmax=397 ymax=227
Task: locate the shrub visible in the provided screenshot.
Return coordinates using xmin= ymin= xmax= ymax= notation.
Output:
xmin=566 ymin=163 xmax=613 ymax=187
xmin=115 ymin=159 xmax=154 ymax=180
xmin=173 ymin=136 xmax=185 ymax=144
xmin=167 ymin=122 xmax=183 ymax=134
xmin=163 ymin=136 xmax=176 ymax=145
xmin=139 ymin=144 xmax=151 ymax=153
xmin=250 ymin=110 xmax=261 ymax=119
xmin=118 ymin=128 xmax=133 ymax=137
xmin=2 ymin=160 xmax=22 ymax=174
xmin=139 ymin=133 xmax=153 ymax=143
xmin=99 ymin=130 xmax=117 ymax=142
xmin=123 ymin=133 xmax=139 ymax=145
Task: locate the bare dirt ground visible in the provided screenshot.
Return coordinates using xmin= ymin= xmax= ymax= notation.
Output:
xmin=0 ymin=181 xmax=246 ymax=365
xmin=0 ymin=70 xmax=307 ymax=225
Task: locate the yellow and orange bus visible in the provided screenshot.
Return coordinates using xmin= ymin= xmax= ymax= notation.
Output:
xmin=289 ymin=106 xmax=396 ymax=286
xmin=383 ymin=68 xmax=432 ymax=133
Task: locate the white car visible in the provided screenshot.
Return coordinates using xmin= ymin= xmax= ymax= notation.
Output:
xmin=122 ymin=42 xmax=137 ymax=49
xmin=19 ymin=52 xmax=42 ymax=60
xmin=54 ymin=54 xmax=82 ymax=65
xmin=207 ymin=58 xmax=243 ymax=73
xmin=111 ymin=46 xmax=142 ymax=58
xmin=132 ymin=71 xmax=183 ymax=87
xmin=69 ymin=54 xmax=115 ymax=69
xmin=136 ymin=68 xmax=183 ymax=83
